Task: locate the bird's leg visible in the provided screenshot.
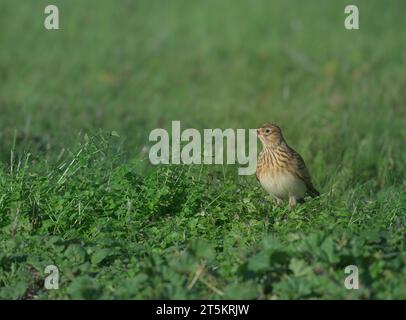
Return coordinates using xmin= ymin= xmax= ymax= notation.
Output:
xmin=270 ymin=196 xmax=283 ymax=207
xmin=289 ymin=196 xmax=297 ymax=208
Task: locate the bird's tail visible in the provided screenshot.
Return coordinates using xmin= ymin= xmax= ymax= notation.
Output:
xmin=307 ymin=184 xmax=320 ymax=198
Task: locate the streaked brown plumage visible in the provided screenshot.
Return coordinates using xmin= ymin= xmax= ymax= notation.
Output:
xmin=256 ymin=123 xmax=319 ymax=207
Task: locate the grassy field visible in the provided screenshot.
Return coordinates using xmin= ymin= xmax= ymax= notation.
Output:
xmin=0 ymin=0 xmax=405 ymax=299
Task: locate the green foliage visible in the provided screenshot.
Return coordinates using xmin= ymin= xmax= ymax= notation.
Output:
xmin=0 ymin=0 xmax=405 ymax=299
xmin=0 ymin=134 xmax=405 ymax=299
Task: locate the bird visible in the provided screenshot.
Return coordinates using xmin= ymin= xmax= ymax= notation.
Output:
xmin=256 ymin=123 xmax=319 ymax=207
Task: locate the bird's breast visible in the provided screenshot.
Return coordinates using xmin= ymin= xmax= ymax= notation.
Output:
xmin=258 ymin=170 xmax=306 ymax=200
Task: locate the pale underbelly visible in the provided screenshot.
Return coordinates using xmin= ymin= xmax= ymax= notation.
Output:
xmin=259 ymin=171 xmax=307 ymax=200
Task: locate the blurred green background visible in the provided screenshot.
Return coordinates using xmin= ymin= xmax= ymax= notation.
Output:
xmin=1 ymin=0 xmax=404 ymax=162
xmin=0 ymin=0 xmax=405 ymax=299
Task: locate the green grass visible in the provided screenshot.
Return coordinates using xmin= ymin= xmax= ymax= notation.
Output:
xmin=0 ymin=0 xmax=405 ymax=299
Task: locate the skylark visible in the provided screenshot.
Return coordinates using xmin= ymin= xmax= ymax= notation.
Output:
xmin=256 ymin=123 xmax=319 ymax=207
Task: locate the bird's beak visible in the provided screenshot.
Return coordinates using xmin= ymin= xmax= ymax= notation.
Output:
xmin=256 ymin=129 xmax=260 ymax=135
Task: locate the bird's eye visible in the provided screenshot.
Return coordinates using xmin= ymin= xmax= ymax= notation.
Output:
xmin=265 ymin=128 xmax=271 ymax=134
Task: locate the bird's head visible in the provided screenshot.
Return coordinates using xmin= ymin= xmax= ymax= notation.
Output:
xmin=257 ymin=123 xmax=284 ymax=147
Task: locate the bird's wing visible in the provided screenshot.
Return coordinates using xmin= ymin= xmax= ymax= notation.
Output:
xmin=286 ymin=146 xmax=320 ymax=197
